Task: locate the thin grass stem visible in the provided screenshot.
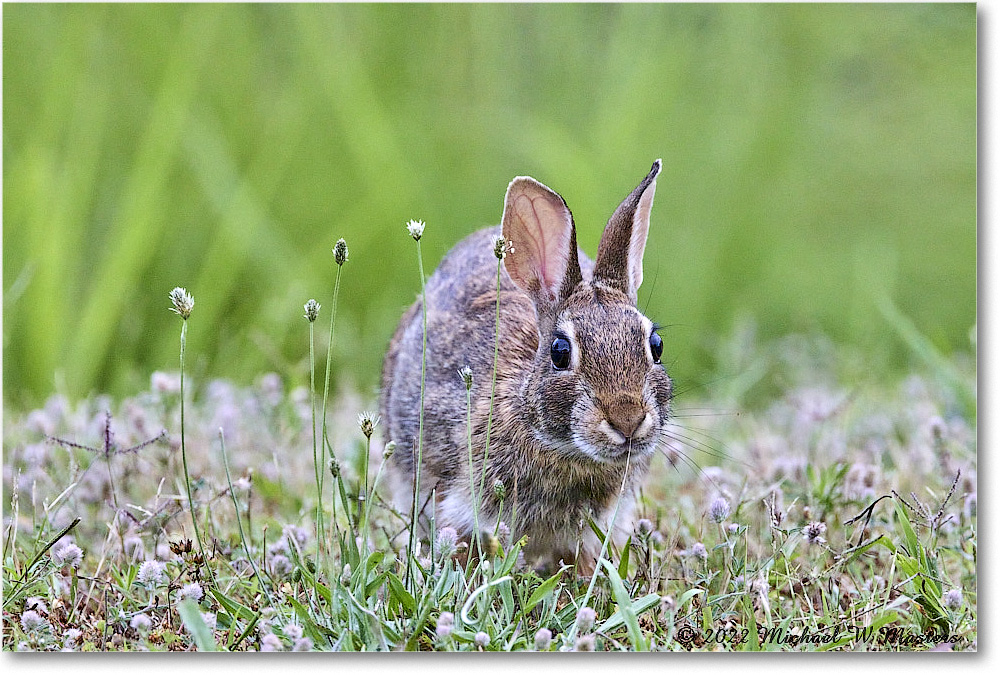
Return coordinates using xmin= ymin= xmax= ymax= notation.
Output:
xmin=178 ymin=319 xmax=215 ymax=587
xmin=477 ymin=257 xmax=502 ymax=525
xmin=564 ymin=445 xmax=633 ymax=648
xmin=466 ymin=383 xmax=482 ymax=564
xmin=319 ymin=264 xmax=345 ymax=558
xmin=406 ymin=238 xmax=428 ymax=590
xmin=217 ymin=428 xmax=273 ymax=607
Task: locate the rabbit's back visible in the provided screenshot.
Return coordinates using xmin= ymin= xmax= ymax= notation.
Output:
xmin=382 ymin=227 xmax=524 ymax=482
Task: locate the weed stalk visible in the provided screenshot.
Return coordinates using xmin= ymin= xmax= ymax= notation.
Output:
xmin=405 ymin=228 xmax=428 ymax=590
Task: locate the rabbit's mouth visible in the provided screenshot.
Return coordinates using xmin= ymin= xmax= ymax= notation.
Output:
xmin=570 ymin=424 xmax=661 ymax=465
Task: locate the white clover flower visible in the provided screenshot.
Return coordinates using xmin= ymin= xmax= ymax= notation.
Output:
xmin=474 ymin=631 xmax=490 ymax=648
xmin=574 ymin=634 xmax=596 ymax=651
xmin=26 ymin=597 xmax=48 ymax=615
xmin=137 ymin=560 xmax=166 ymax=588
xmin=282 ymin=523 xmax=310 ymax=548
xmin=436 ymin=611 xmax=455 ymax=639
xmin=292 ymin=637 xmax=313 ymax=652
xmin=691 ymin=542 xmax=708 ymax=560
xmin=406 ymin=219 xmax=426 ymax=241
xmin=709 ymin=496 xmax=731 ymax=523
xmin=180 ymin=582 xmax=203 ymax=602
xmin=269 ymin=554 xmax=292 ymax=577
xmin=435 ymin=527 xmax=459 ymax=561
xmin=804 ymin=521 xmax=827 ymax=545
xmin=260 ymin=632 xmax=284 ymax=651
xmin=943 ymin=589 xmax=963 ymax=610
xmin=534 ymin=627 xmax=552 ymax=650
xmin=130 ymin=613 xmax=152 ymax=634
xmin=576 ymin=606 xmax=596 ymax=632
xmin=283 ymin=624 xmax=303 ymax=641
xmin=20 ymin=610 xmax=48 ymax=634
xmin=63 ymin=628 xmax=83 ymax=648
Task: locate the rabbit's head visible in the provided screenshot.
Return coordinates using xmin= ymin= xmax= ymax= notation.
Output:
xmin=502 ymin=160 xmax=670 ymax=465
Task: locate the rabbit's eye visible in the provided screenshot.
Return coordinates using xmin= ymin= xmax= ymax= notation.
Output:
xmin=550 ymin=336 xmax=571 ymax=370
xmin=649 ymin=332 xmax=663 ymax=364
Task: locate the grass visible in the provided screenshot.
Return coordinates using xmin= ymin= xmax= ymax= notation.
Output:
xmin=0 ymin=9 xmax=978 ymax=649
xmin=1 ymin=297 xmax=977 ymax=649
xmin=2 ymin=3 xmax=976 ymax=405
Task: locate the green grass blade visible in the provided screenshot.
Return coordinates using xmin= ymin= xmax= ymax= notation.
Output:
xmin=600 ymin=558 xmax=647 ymax=651
xmin=178 ymin=598 xmax=219 ymax=652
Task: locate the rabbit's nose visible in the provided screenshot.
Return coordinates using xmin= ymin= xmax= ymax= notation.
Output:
xmin=603 ymin=401 xmax=651 ymax=442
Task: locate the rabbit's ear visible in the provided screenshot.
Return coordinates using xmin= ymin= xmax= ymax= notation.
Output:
xmin=502 ymin=176 xmax=583 ymax=313
xmin=593 ymin=159 xmax=661 ymax=302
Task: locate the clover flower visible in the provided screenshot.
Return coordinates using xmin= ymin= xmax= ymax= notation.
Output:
xmin=534 ymin=627 xmax=552 ymax=650
xmin=804 ymin=521 xmax=827 ymax=545
xmin=137 ymin=560 xmax=166 ymax=588
xmin=62 ymin=628 xmax=83 ymax=648
xmin=436 ymin=612 xmax=455 ymax=639
xmin=691 ymin=542 xmax=708 ymax=560
xmin=52 ymin=542 xmax=83 ymax=569
xmin=130 ymin=613 xmax=152 ymax=634
xmin=20 ymin=610 xmax=48 ymax=634
xmin=270 ymin=555 xmax=292 ymax=576
xmin=180 ymin=582 xmax=203 ymax=602
xmin=709 ymin=496 xmax=731 ymax=523
xmin=436 ymin=527 xmax=459 ymax=561
xmin=260 ymin=633 xmax=284 ymax=651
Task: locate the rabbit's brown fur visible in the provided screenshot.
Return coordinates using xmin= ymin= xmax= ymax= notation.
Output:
xmin=381 ymin=161 xmax=670 ymax=571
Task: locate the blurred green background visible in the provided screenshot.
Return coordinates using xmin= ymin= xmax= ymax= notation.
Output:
xmin=3 ymin=3 xmax=976 ymax=409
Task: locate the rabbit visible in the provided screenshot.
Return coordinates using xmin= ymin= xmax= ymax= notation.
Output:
xmin=380 ymin=160 xmax=671 ymax=573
